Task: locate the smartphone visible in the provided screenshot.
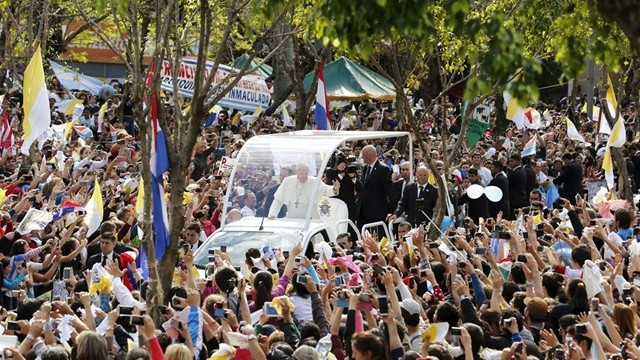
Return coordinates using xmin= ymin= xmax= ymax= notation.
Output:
xmin=554 ymin=348 xmax=566 ymax=360
xmin=537 ymin=246 xmax=544 ymax=252
xmin=130 ymin=316 xmax=144 ymax=326
xmin=63 ymin=267 xmax=73 ymax=280
xmin=371 ymin=254 xmax=379 ymax=261
xmin=492 ymin=231 xmax=510 ymax=240
xmin=296 ymin=274 xmax=307 ymax=284
xmin=522 ymin=231 xmax=529 ymax=239
xmin=169 ymin=318 xmax=181 ymax=330
xmin=633 ymin=271 xmax=640 ymax=287
xmin=334 ymin=276 xmax=343 ymax=287
xmin=450 ymin=327 xmax=462 ymax=336
xmin=295 ymin=256 xmax=301 ymax=263
xmin=623 ymin=285 xmax=632 ymax=297
xmin=591 ymin=298 xmax=599 ymax=312
xmin=120 ymin=306 xmax=133 ymax=315
xmin=283 ymin=251 xmax=290 ymax=259
xmin=590 ymin=219 xmax=597 ymax=226
xmin=408 ymin=276 xmax=415 ymax=288
xmin=336 ymin=290 xmax=349 ymax=308
xmin=517 ymin=255 xmax=527 ymax=263
xmin=220 ymin=246 xmax=227 ymax=253
xmin=264 ymin=302 xmax=279 ymax=317
xmin=420 ymin=259 xmax=431 ymax=270
xmin=158 ymin=306 xmax=169 ymax=315
xmin=515 ymin=342 xmax=524 ymax=354
xmin=503 ymin=318 xmax=513 ymax=327
xmin=575 ymin=324 xmax=587 ymax=334
xmin=6 ymin=321 xmax=20 ymax=331
xmin=378 ymin=296 xmax=389 ymax=315
xmin=410 ymin=267 xmax=419 ymax=275
xmin=208 ymin=255 xmax=216 ymax=263
xmin=475 ymin=247 xmax=486 ymax=255
xmin=313 ymin=252 xmax=320 ymax=260
xmin=213 ymin=308 xmax=226 ymax=318
xmin=373 ymin=264 xmax=385 ymax=276
xmin=208 ymin=249 xmax=216 ymax=255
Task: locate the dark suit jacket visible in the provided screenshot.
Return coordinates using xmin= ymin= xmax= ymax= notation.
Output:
xmin=524 ymin=165 xmax=537 ymax=197
xmin=458 ymin=181 xmax=489 ymax=223
xmin=395 ymin=183 xmax=438 ymax=226
xmin=84 ymin=252 xmax=122 ymax=272
xmin=335 ymin=175 xmax=363 ymax=221
xmin=507 ymin=166 xmax=528 ymax=211
xmin=358 ymin=161 xmax=393 ymax=224
xmin=554 ymin=161 xmax=583 ymax=203
xmin=390 ymin=179 xmax=407 ymax=211
xmin=488 ymin=173 xmax=510 ymax=219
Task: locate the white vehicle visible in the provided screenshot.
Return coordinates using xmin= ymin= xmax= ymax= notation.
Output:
xmin=193 ymin=130 xmax=412 ymax=269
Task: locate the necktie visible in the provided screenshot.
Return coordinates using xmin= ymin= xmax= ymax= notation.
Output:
xmin=364 ymin=165 xmax=371 ymax=179
xmin=418 ymin=185 xmax=424 ymax=198
xmin=102 ymin=255 xmax=107 ymax=266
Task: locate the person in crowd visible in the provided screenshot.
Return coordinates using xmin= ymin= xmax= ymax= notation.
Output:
xmin=389 ymin=165 xmax=438 ymax=226
xmin=358 ymin=145 xmax=394 ymax=229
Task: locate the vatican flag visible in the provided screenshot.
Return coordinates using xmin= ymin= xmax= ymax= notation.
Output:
xmin=606 ymin=75 xmax=618 ymax=119
xmin=608 ymin=118 xmax=626 ymax=149
xmin=21 ymin=46 xmax=51 ymax=155
xmin=565 ymin=118 xmax=585 ymax=143
xmin=83 ymin=178 xmax=104 ymax=236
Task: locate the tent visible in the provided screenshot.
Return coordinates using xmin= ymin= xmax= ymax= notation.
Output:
xmin=231 ymin=55 xmax=273 ymax=79
xmin=303 ymin=57 xmax=395 ymax=101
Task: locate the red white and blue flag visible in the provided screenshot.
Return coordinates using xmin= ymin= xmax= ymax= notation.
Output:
xmin=52 ymin=200 xmax=85 ymax=221
xmin=314 ymin=61 xmax=331 ymax=130
xmin=73 ymin=125 xmax=94 ymax=139
xmin=0 ymin=110 xmax=14 ymax=152
xmin=146 ymin=61 xmax=171 ymax=261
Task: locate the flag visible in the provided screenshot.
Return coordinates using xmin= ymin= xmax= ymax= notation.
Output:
xmin=0 ymin=109 xmax=13 ymax=151
xmin=83 ymin=178 xmax=103 ymax=236
xmin=603 ymin=147 xmax=614 ymax=189
xmin=521 ymin=137 xmax=537 ymax=157
xmin=49 ymin=60 xmax=105 ymax=95
xmin=503 ymin=89 xmax=526 ymax=130
xmin=240 ymin=105 xmax=263 ymax=124
xmin=523 ymin=108 xmax=541 ymax=130
xmin=422 ymin=322 xmax=449 ymax=343
xmin=565 ymin=117 xmax=586 ymax=143
xmin=231 ymin=112 xmax=241 ymax=126
xmin=598 ymin=115 xmax=612 ymax=135
xmin=21 ymin=46 xmax=52 ymax=155
xmin=52 ymin=201 xmax=85 ymax=221
xmin=109 ymin=124 xmax=118 ymax=142
xmin=146 ymin=61 xmax=171 ymax=261
xmin=205 ymin=105 xmax=223 ymax=127
xmin=96 ymin=102 xmax=108 ymax=133
xmin=608 ymin=118 xmax=626 ymax=148
xmin=314 ymin=61 xmax=331 ymax=130
xmin=55 ymin=99 xmax=84 ymax=115
xmin=73 ymin=125 xmax=94 ymax=139
xmin=606 ymin=75 xmax=618 ymax=119
xmin=134 ymin=177 xmax=148 ymax=280
xmin=498 ymin=260 xmax=512 ymax=281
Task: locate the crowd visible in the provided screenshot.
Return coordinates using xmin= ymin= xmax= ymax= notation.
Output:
xmin=0 ymin=76 xmax=639 ymax=360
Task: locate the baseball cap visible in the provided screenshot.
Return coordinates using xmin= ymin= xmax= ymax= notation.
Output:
xmin=400 ymin=298 xmax=421 ymax=316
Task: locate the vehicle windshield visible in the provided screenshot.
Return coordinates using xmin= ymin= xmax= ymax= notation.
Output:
xmin=193 ymin=230 xmax=301 ymax=267
xmin=223 ymin=134 xmax=342 ymax=222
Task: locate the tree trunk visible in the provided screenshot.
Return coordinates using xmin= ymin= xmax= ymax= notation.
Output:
xmin=494 ymin=91 xmax=508 ymax=135
xmin=266 ymin=20 xmax=294 ymax=115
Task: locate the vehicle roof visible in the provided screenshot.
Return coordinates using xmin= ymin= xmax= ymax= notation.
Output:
xmin=259 ymin=130 xmax=410 ymax=141
xmin=222 ymin=217 xmax=328 ymax=234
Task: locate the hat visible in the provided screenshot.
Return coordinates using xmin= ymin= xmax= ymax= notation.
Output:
xmin=524 ymin=297 xmax=549 ymax=322
xmin=596 ymin=147 xmax=607 ymax=157
xmin=292 ymin=345 xmax=320 ymax=360
xmin=400 ymin=298 xmax=421 ymax=316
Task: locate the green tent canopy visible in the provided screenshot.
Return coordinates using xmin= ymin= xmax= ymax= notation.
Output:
xmin=303 ymin=57 xmax=396 ymax=101
xmin=231 ymin=55 xmax=273 ymax=79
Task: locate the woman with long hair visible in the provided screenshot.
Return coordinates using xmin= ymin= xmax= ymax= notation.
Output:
xmin=249 ymin=243 xmax=302 ymax=312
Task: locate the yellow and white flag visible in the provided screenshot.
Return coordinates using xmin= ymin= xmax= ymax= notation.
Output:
xmin=608 ymin=118 xmax=626 ymax=148
xmin=83 ymin=178 xmax=104 ymax=236
xmin=602 ymin=147 xmax=614 ymax=189
xmin=96 ymin=102 xmax=108 ymax=133
xmin=503 ymin=90 xmax=526 ymax=130
xmin=606 ymin=75 xmax=618 ymax=119
xmin=21 ymin=46 xmax=52 ymax=155
xmin=565 ymin=117 xmax=585 ymax=143
xmin=136 ymin=177 xmax=144 ymax=218
xmin=55 ymin=99 xmax=83 ymax=115
xmin=601 ymin=118 xmax=626 ymax=189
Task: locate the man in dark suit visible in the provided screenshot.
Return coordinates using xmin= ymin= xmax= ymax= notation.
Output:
xmin=84 ymin=232 xmax=123 ymax=271
xmin=458 ymin=168 xmax=489 ymax=223
xmin=489 ymin=160 xmax=510 ymax=219
xmin=522 ymin=156 xmax=537 ymax=199
xmin=507 ymin=154 xmax=528 ymax=218
xmin=357 ymin=145 xmax=393 ymax=229
xmin=390 ymin=165 xmax=437 ymax=226
xmin=391 ymin=162 xmax=411 ymax=211
xmin=554 ymin=152 xmax=583 ymax=204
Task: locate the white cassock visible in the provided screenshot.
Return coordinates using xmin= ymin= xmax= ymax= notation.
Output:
xmin=268 ymin=175 xmax=336 ymax=218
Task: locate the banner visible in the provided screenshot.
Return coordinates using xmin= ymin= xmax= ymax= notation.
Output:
xmin=467 ymin=118 xmax=490 ymax=147
xmin=217 ymin=156 xmax=235 ymax=176
xmin=160 ymin=58 xmax=271 ymax=112
xmin=16 ymin=208 xmax=53 ymax=234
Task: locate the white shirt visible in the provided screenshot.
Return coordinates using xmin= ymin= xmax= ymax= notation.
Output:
xmin=268 ymin=176 xmax=336 ymax=218
xmin=475 ymin=166 xmax=493 ymax=186
xmin=240 ymin=206 xmax=256 ymax=218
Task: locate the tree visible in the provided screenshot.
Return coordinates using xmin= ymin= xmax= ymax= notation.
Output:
xmin=74 ymin=0 xmax=293 ymax=308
